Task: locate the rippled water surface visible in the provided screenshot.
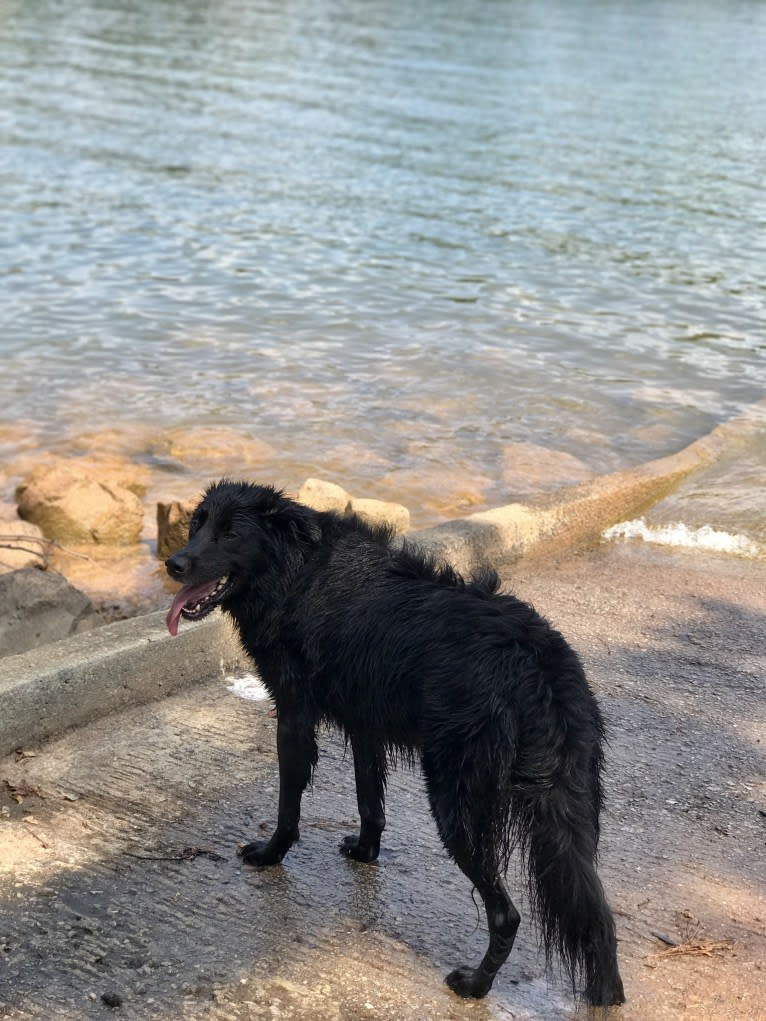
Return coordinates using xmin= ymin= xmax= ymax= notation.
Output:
xmin=1 ymin=0 xmax=764 ymax=535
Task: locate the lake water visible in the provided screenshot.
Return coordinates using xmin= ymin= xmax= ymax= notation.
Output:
xmin=1 ymin=0 xmax=764 ymax=548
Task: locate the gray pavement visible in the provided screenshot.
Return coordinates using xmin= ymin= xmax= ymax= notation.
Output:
xmin=1 ymin=542 xmax=764 ymax=1021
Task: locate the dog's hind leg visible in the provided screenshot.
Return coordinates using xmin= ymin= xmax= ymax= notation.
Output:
xmin=239 ymin=710 xmax=318 ymax=867
xmin=444 ymin=847 xmax=520 ymax=999
xmin=425 ymin=766 xmax=520 ymax=998
xmin=340 ymin=735 xmax=387 ymax=863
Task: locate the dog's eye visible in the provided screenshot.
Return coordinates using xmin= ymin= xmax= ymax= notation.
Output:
xmin=189 ymin=510 xmax=206 ymax=535
xmin=223 ymin=529 xmax=238 ymax=542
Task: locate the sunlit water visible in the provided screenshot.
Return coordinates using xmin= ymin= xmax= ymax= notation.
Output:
xmin=1 ymin=0 xmax=764 ymax=547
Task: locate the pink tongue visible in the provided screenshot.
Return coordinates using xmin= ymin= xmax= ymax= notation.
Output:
xmin=166 ymin=579 xmax=220 ymax=636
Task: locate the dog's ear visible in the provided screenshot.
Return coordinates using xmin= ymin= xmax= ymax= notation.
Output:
xmin=263 ymin=499 xmax=321 ymax=547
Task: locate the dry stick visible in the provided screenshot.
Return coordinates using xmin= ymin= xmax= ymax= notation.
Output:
xmin=124 ymin=847 xmax=226 ymax=863
xmin=654 ymin=940 xmax=734 ymax=959
xmin=22 ymin=823 xmax=52 ymax=850
xmin=0 ymin=534 xmax=94 ymax=564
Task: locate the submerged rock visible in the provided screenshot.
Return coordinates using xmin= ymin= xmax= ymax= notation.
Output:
xmin=500 ymin=442 xmax=593 ymax=500
xmin=162 ymin=428 xmax=274 ymax=470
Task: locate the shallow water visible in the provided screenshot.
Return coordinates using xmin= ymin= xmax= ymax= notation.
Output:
xmin=1 ymin=0 xmax=764 ymax=546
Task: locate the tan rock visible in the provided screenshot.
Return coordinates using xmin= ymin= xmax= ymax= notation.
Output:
xmin=0 ymin=518 xmax=48 ymax=572
xmin=349 ymin=497 xmax=410 ymax=534
xmin=156 ymin=499 xmax=197 ymax=559
xmin=296 ymin=478 xmax=351 ymax=514
xmin=16 ymin=462 xmax=144 ymax=545
xmin=8 ymin=452 xmax=149 ymax=499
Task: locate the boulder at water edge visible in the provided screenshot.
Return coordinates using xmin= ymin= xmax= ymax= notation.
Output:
xmin=16 ymin=461 xmax=144 ymax=544
xmin=297 ymin=478 xmax=410 ymax=532
xmin=297 ymin=478 xmax=352 ymax=514
xmin=0 ymin=568 xmax=101 ymax=657
xmin=156 ymin=499 xmax=196 ymax=559
xmin=349 ymin=497 xmax=410 ymax=534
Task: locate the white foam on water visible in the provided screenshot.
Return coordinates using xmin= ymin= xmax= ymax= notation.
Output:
xmin=603 ymin=518 xmax=760 ymax=557
xmin=226 ymin=672 xmax=271 ymax=702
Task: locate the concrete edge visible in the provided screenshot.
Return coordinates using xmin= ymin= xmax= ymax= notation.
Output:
xmin=2 ymin=398 xmax=763 ymax=757
xmin=0 ymin=611 xmax=248 ymax=758
xmin=411 ymin=444 xmax=707 ymax=574
xmin=412 ymin=396 xmax=766 ymax=574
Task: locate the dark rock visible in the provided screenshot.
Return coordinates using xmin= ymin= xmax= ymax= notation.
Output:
xmin=0 ymin=569 xmax=102 ymax=658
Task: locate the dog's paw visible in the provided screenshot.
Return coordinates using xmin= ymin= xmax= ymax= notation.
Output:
xmin=339 ymin=835 xmax=379 ymax=863
xmin=237 ymin=840 xmax=285 ymax=867
xmin=445 ymin=966 xmax=492 ymax=999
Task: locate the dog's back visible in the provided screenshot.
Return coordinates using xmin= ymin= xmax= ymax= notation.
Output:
xmin=279 ymin=518 xmax=596 ymax=759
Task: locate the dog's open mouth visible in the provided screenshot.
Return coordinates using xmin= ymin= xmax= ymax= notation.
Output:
xmin=166 ymin=576 xmax=234 ymax=636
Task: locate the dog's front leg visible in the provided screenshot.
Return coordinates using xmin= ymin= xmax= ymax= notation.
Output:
xmin=239 ymin=711 xmax=317 ymax=867
xmin=340 ymin=735 xmax=386 ymax=863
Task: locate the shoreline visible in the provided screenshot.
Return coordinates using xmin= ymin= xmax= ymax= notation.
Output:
xmin=1 ymin=398 xmax=764 ymax=619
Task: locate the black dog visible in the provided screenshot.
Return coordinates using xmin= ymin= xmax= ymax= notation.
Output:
xmin=166 ymin=480 xmax=624 ymax=1006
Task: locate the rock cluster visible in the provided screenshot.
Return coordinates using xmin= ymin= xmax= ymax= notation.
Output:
xmin=296 ymin=478 xmax=411 ymax=534
xmin=2 ymin=438 xmax=417 ymax=627
xmin=156 ymin=478 xmax=412 ymax=560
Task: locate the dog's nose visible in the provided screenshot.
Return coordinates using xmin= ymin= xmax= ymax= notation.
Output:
xmin=165 ymin=552 xmax=191 ymax=581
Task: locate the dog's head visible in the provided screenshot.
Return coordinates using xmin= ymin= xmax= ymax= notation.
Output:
xmin=165 ymin=480 xmax=319 ymax=635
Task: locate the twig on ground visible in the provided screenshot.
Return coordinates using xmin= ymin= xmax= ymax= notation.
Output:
xmin=22 ymin=823 xmax=52 ymax=849
xmin=3 ymin=779 xmax=44 ymax=803
xmin=124 ymin=846 xmax=226 ymax=863
xmin=653 ymin=938 xmax=734 ymax=959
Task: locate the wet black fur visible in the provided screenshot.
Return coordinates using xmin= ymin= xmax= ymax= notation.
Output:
xmin=166 ymin=480 xmax=625 ymax=1006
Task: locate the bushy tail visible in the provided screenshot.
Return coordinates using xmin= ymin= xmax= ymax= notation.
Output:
xmin=521 ymin=784 xmax=625 ymax=1006
xmin=453 ymin=692 xmax=624 ymax=1004
xmin=493 ymin=619 xmax=626 ymax=1005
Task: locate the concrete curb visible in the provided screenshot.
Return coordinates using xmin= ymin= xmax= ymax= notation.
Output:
xmin=2 ymin=398 xmax=763 ymax=758
xmin=413 ymin=398 xmax=766 ymax=573
xmin=0 ymin=611 xmax=247 ymax=758
xmin=412 ymin=444 xmax=706 ymax=574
